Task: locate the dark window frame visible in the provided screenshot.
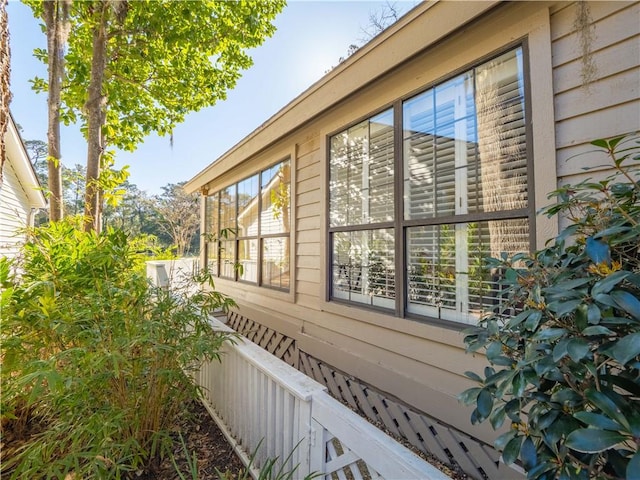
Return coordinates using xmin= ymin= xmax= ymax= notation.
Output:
xmin=205 ymin=158 xmax=291 ymax=292
xmin=326 ymin=42 xmax=535 ymax=328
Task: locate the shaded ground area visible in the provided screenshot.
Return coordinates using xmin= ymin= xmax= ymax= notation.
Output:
xmin=139 ymin=400 xmax=246 ymax=480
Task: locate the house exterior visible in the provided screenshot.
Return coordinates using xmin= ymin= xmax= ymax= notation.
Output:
xmin=0 ymin=113 xmax=46 ymax=259
xmin=186 ymin=2 xmax=640 ymax=478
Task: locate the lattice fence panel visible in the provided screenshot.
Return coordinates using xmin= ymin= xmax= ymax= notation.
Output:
xmin=223 ymin=313 xmax=519 ymax=480
xmin=299 ymin=352 xmax=515 ymax=480
xmin=226 ymin=311 xmax=298 ymax=367
xmin=323 ymin=436 xmax=384 ymax=480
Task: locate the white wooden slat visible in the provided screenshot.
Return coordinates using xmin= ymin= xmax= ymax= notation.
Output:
xmin=325 ymin=439 xmax=350 ymax=480
xmin=312 ymin=393 xmax=451 ymax=480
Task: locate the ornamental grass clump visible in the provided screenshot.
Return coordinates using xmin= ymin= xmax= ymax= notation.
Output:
xmin=460 ymin=135 xmax=639 ymax=480
xmin=1 ymin=221 xmax=235 ymax=479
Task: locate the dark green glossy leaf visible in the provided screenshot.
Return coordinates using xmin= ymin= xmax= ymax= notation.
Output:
xmin=551 ymin=388 xmax=582 ymax=406
xmin=587 ymin=303 xmax=601 ymax=324
xmin=592 ymin=271 xmax=630 ymax=297
xmin=494 ymin=429 xmax=516 ymax=451
xmin=524 ymin=310 xmax=543 ymax=331
xmin=585 ymin=389 xmax=630 ymax=430
xmin=573 ymin=411 xmax=622 ymax=431
xmin=553 ymin=339 xmax=570 ymax=362
xmin=567 ymin=338 xmax=590 ymax=362
xmin=464 ymin=371 xmax=483 ymax=383
xmin=581 ymin=325 xmax=614 ymax=336
xmin=565 ymin=428 xmax=625 ymax=453
xmin=533 ymin=328 xmax=567 ymax=342
xmin=457 ymin=387 xmax=481 ymax=405
xmin=520 ymin=436 xmax=537 ymax=471
xmin=611 ymin=290 xmax=640 ymax=321
xmin=477 ymin=389 xmax=493 ymax=420
xmin=536 ymin=409 xmax=560 ymax=430
xmin=548 ymin=299 xmax=583 ymax=317
xmin=606 ymin=332 xmax=640 ymax=365
xmin=490 ymin=403 xmax=506 ymax=430
xmin=594 ymin=293 xmax=620 ymax=309
xmin=502 ymin=435 xmax=523 ymax=465
xmin=628 ymin=450 xmax=640 ymax=480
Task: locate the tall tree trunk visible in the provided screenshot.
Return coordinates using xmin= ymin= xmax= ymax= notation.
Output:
xmin=43 ymin=0 xmax=70 ymax=222
xmin=0 ymin=0 xmax=11 ymax=191
xmin=83 ymin=2 xmax=108 ymax=233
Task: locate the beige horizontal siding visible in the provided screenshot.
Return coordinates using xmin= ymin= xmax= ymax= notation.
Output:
xmin=551 ymin=1 xmax=640 ymax=182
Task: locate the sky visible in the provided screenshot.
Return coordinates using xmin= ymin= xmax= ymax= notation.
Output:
xmin=8 ymin=0 xmax=416 ymax=195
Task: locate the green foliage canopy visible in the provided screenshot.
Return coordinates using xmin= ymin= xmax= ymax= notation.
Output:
xmin=28 ymin=0 xmax=285 ymax=151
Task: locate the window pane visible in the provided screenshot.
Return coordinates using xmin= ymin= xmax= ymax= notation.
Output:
xmin=403 ymin=48 xmax=526 ymax=220
xmin=206 ymin=240 xmax=218 ymax=275
xmin=205 ymin=194 xmax=220 ymax=275
xmin=407 ymin=218 xmax=529 ymax=324
xmin=368 ymin=110 xmax=395 ymax=223
xmin=475 ymin=48 xmax=527 ymax=213
xmin=220 ymin=185 xmax=236 ymax=236
xmin=330 ymin=110 xmax=394 ymax=227
xmin=238 ymin=239 xmax=258 ymax=282
xmin=220 ymin=240 xmax=235 ymax=279
xmin=332 ymin=229 xmax=395 ymax=308
xmin=205 ymin=193 xmax=219 ymax=237
xmin=262 ymin=237 xmax=290 ymax=290
xmin=237 ymin=174 xmax=259 ymax=238
xmin=261 ymin=160 xmax=290 ymax=235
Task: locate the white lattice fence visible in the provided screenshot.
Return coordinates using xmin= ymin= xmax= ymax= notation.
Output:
xmin=197 ymin=317 xmax=451 ymax=480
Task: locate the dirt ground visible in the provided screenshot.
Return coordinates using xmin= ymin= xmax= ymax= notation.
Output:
xmin=137 ymin=401 xmax=246 ymax=480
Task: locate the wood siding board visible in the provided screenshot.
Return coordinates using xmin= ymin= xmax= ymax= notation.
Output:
xmin=297 ymin=177 xmax=319 ymax=197
xmin=296 ymin=162 xmax=321 ymax=182
xmin=296 ymin=216 xmax=320 ymax=232
xmin=550 ymin=1 xmax=632 ymax=41
xmin=555 ymin=101 xmax=640 ymax=148
xmin=552 ymin=35 xmax=640 ymax=94
xmin=296 ymin=190 xmax=321 ymax=208
xmin=554 ymin=68 xmax=640 ymax=121
xmin=295 ymin=268 xmax=319 ymax=284
xmin=551 ymin=3 xmax=640 ymax=68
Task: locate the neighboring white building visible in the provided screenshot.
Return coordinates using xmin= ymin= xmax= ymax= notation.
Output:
xmin=0 ymin=112 xmax=47 ymax=260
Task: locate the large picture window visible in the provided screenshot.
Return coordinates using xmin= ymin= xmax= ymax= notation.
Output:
xmin=205 ymin=159 xmax=290 ymax=291
xmin=329 ymin=47 xmax=531 ymax=325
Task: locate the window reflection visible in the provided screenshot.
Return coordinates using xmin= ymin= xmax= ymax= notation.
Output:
xmin=205 ymin=159 xmax=291 ymax=291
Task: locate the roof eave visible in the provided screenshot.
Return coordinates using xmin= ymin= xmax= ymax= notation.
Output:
xmin=185 ymin=0 xmax=501 ymax=194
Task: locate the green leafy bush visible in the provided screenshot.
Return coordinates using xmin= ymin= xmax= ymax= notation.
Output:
xmin=1 ymin=221 xmax=235 ymax=479
xmin=460 ymin=135 xmax=639 ymax=480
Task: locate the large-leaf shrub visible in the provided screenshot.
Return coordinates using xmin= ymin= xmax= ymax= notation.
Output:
xmin=1 ymin=221 xmax=235 ymax=478
xmin=460 ymin=135 xmax=639 ymax=480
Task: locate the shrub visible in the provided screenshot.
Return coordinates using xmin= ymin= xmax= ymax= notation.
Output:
xmin=1 ymin=221 xmax=235 ymax=479
xmin=460 ymin=135 xmax=639 ymax=479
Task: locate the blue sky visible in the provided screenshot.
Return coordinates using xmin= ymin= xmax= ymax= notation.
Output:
xmin=8 ymin=0 xmax=416 ymax=194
